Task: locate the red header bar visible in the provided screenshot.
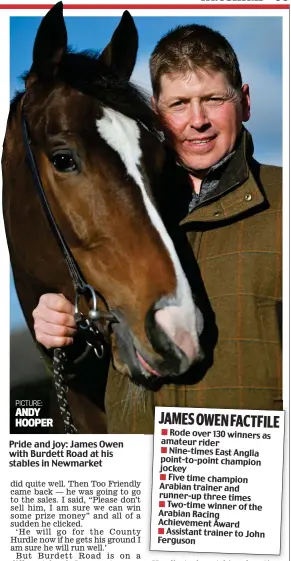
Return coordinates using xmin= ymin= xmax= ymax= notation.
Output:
xmin=0 ymin=3 xmax=289 ymax=9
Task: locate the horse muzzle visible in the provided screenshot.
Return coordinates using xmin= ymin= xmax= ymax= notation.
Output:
xmin=111 ymin=302 xmax=204 ymax=383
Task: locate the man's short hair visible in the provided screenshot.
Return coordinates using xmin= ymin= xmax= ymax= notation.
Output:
xmin=150 ymin=24 xmax=243 ymax=98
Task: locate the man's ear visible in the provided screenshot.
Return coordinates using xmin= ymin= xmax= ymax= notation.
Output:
xmin=241 ymin=84 xmax=251 ymax=122
xmin=151 ymin=95 xmax=158 ymax=114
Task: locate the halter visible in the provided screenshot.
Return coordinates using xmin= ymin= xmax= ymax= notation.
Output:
xmin=21 ymin=110 xmax=117 ymax=433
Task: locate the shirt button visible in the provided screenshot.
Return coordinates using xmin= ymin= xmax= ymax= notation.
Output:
xmin=245 ymin=193 xmax=252 ymax=202
xmin=213 ymin=210 xmax=221 ymax=217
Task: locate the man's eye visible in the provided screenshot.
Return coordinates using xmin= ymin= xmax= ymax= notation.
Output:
xmin=170 ymin=100 xmax=186 ymax=108
xmin=51 ymin=153 xmax=78 ymax=173
xmin=205 ymin=97 xmax=224 ymax=104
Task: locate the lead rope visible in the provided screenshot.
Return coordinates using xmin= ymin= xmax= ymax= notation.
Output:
xmin=52 ymin=312 xmax=112 ymax=434
xmin=52 ymin=348 xmax=78 ymax=434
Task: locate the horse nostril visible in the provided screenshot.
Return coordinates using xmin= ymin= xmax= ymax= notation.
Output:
xmin=154 ymin=307 xmax=199 ymax=362
xmin=196 ymin=306 xmax=204 ymax=335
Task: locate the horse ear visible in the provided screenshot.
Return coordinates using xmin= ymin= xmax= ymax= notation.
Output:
xmin=26 ymin=1 xmax=67 ymax=86
xmin=99 ymin=11 xmax=138 ymax=80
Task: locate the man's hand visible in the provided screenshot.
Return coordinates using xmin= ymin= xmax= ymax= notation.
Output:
xmin=33 ymin=294 xmax=77 ymax=349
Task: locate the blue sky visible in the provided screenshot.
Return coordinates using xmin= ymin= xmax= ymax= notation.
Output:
xmin=9 ymin=14 xmax=282 ymax=330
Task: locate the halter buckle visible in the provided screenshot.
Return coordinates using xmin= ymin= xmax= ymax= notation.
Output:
xmin=74 ymin=284 xmax=100 ymax=318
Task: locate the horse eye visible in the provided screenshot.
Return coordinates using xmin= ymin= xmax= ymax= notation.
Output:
xmin=51 ymin=153 xmax=78 ymax=173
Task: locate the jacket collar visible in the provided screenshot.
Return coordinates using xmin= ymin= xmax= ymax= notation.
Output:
xmin=179 ymin=127 xmax=266 ymax=225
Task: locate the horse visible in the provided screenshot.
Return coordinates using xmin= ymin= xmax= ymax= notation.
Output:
xmin=2 ymin=2 xmax=204 ymax=433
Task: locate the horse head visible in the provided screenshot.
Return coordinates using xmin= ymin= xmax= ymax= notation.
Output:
xmin=3 ymin=2 xmax=204 ymax=387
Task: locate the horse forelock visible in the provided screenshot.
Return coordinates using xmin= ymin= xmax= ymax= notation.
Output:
xmin=62 ymin=50 xmax=158 ymax=133
xmin=11 ymin=49 xmax=159 ymax=138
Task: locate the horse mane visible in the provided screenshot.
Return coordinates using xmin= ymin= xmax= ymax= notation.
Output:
xmin=10 ymin=48 xmax=160 ymax=136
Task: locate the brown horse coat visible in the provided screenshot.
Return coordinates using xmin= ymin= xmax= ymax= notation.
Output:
xmin=4 ymin=4 xmax=206 ymax=434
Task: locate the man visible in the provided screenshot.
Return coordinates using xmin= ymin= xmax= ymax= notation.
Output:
xmin=33 ymin=24 xmax=282 ymax=433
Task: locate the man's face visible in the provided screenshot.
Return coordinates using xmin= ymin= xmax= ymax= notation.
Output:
xmin=152 ymin=68 xmax=250 ymax=171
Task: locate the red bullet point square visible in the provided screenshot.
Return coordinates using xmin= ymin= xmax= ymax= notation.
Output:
xmin=161 ymin=429 xmax=168 ymax=435
xmin=160 ymin=474 xmax=166 ymax=480
xmin=161 ymin=447 xmax=167 ymax=453
xmin=159 ymin=501 xmax=165 ymax=507
xmin=158 ymin=528 xmax=164 ymax=535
